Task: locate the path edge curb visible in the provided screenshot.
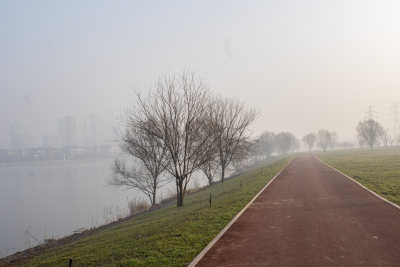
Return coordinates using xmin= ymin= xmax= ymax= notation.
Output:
xmin=317 ymin=156 xmax=400 ymax=210
xmin=188 ymin=158 xmax=293 ymax=267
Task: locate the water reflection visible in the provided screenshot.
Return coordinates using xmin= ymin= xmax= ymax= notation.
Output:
xmin=0 ymin=159 xmax=175 ymax=256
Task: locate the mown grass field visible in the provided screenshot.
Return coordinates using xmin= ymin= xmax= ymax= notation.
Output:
xmin=10 ymin=158 xmax=290 ymax=267
xmin=319 ymin=147 xmax=400 ymax=206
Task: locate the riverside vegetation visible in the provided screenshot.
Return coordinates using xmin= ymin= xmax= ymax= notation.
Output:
xmin=2 ymin=158 xmax=290 ymax=267
xmin=319 ymin=147 xmax=400 ymax=206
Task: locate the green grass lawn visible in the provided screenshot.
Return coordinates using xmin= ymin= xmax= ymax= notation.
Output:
xmin=13 ymin=158 xmax=290 ymax=267
xmin=319 ymin=147 xmax=400 ymax=206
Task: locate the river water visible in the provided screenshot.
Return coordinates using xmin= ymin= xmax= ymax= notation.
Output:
xmin=0 ymin=159 xmax=181 ymax=257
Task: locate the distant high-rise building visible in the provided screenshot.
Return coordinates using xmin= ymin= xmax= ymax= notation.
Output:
xmin=86 ymin=112 xmax=118 ymax=147
xmin=58 ymin=113 xmax=118 ymax=148
xmin=58 ymin=118 xmax=65 ymax=142
xmin=10 ymin=122 xmax=34 ymax=149
xmin=43 ymin=135 xmax=62 ymax=147
xmin=58 ymin=115 xmax=85 ymax=147
xmin=64 ymin=116 xmax=77 ymax=147
xmin=87 ymin=114 xmax=100 ymax=147
xmin=76 ymin=116 xmax=87 ymax=147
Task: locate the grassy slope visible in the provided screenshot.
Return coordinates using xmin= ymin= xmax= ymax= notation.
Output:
xmin=15 ymin=158 xmax=290 ymax=267
xmin=319 ymin=148 xmax=400 ymax=206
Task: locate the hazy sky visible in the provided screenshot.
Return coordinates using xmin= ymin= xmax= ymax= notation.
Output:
xmin=1 ymin=0 xmax=400 ymax=148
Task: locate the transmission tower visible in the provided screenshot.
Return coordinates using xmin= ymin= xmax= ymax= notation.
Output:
xmin=364 ymin=106 xmax=377 ymax=120
xmin=389 ymin=102 xmax=400 ymax=138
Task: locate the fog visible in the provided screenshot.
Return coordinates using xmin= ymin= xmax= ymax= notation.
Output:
xmin=1 ymin=0 xmax=400 ymax=148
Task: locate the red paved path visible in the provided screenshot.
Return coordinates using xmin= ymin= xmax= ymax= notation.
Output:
xmin=195 ymin=155 xmax=400 ymax=266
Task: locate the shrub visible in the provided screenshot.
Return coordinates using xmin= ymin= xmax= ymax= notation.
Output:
xmin=127 ymin=198 xmax=150 ymax=215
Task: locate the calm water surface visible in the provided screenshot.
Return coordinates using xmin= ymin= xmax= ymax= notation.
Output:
xmin=0 ymin=159 xmax=176 ymax=256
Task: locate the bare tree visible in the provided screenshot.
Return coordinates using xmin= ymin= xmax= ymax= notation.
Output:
xmin=396 ymin=134 xmax=400 ymax=146
xmin=317 ymin=130 xmax=331 ymax=152
xmin=231 ymin=139 xmax=255 ymax=166
xmin=341 ymin=141 xmax=354 ymax=150
xmin=132 ymin=71 xmax=217 ymax=207
xmin=291 ymin=136 xmax=301 ymax=152
xmin=358 ymin=135 xmax=366 ymax=149
xmin=381 ymin=129 xmax=390 ymax=148
xmin=111 ymin=123 xmax=168 ymax=207
xmin=356 ymin=119 xmax=383 ymax=150
xmin=200 ymin=158 xmax=219 ymax=185
xmin=302 ymin=133 xmax=316 ymax=151
xmin=258 ymin=131 xmax=276 ymax=158
xmin=209 ymin=97 xmax=257 ymax=182
xmin=389 ymin=135 xmax=400 ymax=146
xmin=276 ymin=132 xmax=296 ymax=156
xmin=112 ymin=160 xmax=169 ymax=207
xmin=328 ymin=132 xmax=338 ymax=150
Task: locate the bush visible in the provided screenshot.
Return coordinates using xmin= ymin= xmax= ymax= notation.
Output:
xmin=127 ymin=198 xmax=150 ymax=215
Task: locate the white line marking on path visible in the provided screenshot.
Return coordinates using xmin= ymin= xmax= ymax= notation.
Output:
xmin=317 ymin=157 xmax=400 ymax=210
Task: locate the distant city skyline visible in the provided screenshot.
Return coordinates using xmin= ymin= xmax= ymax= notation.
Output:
xmin=8 ymin=112 xmax=120 ymax=149
xmin=1 ymin=1 xmax=400 ymax=148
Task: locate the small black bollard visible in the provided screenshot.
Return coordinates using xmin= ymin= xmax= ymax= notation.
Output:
xmin=69 ymin=259 xmax=72 ymax=267
xmin=240 ymin=180 xmax=242 ymax=189
xmin=261 ymin=169 xmax=263 ymax=175
xmin=209 ymin=193 xmax=212 ymax=207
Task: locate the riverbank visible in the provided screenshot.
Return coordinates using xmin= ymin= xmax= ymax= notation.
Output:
xmin=0 ymin=157 xmax=114 ymax=168
xmin=0 ymin=157 xmax=290 ymax=266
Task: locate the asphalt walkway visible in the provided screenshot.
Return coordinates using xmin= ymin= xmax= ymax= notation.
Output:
xmin=194 ymin=155 xmax=400 ymax=266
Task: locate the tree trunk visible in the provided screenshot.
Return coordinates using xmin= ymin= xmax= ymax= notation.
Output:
xmin=148 ymin=195 xmax=153 ymax=207
xmin=176 ymin=182 xmax=180 ymax=207
xmin=152 ymin=189 xmax=156 ymax=207
xmin=219 ymin=142 xmax=224 ymax=182
xmin=207 ymin=174 xmax=213 ymax=185
xmin=177 ymin=180 xmax=184 ymax=207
